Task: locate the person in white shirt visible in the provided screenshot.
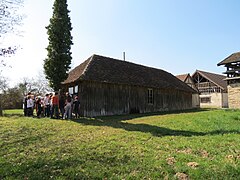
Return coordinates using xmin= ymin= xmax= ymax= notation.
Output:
xmin=27 ymin=95 xmax=34 ymax=116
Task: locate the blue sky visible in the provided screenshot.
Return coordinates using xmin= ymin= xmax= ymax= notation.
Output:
xmin=2 ymin=0 xmax=240 ymax=86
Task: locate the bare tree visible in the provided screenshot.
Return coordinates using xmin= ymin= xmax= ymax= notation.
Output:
xmin=0 ymin=75 xmax=8 ymax=115
xmin=0 ymin=0 xmax=24 ymax=68
xmin=0 ymin=0 xmax=24 ymax=115
xmin=32 ymin=71 xmax=54 ymax=95
xmin=18 ymin=72 xmax=53 ymax=96
xmin=0 ymin=75 xmax=8 ymax=90
xmin=0 ymin=0 xmax=24 ymax=37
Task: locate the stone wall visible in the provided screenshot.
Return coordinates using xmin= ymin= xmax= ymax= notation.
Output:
xmin=199 ymin=92 xmax=228 ymax=108
xmin=200 ymin=93 xmax=220 ymax=108
xmin=228 ymin=83 xmax=240 ymax=109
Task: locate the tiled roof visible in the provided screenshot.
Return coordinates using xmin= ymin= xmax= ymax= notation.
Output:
xmin=63 ymin=54 xmax=195 ymax=93
xmin=218 ymin=52 xmax=240 ymax=66
xmin=63 ymin=56 xmax=92 ymax=84
xmin=192 ymin=70 xmax=227 ymax=90
xmin=176 ymin=74 xmax=189 ymax=82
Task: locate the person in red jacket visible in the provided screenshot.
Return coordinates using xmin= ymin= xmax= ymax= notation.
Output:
xmin=51 ymin=91 xmax=59 ymax=119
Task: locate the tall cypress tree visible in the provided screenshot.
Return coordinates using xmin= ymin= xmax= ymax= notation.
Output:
xmin=44 ymin=0 xmax=73 ymax=91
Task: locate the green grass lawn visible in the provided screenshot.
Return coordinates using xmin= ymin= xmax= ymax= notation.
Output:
xmin=0 ymin=109 xmax=239 ymax=179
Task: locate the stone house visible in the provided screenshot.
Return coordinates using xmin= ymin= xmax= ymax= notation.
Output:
xmin=192 ymin=70 xmax=228 ymax=108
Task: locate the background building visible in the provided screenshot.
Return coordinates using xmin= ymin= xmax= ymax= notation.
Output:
xmin=192 ymin=70 xmax=228 ymax=108
xmin=176 ymin=73 xmax=199 ymax=108
xmin=218 ymin=52 xmax=240 ymax=109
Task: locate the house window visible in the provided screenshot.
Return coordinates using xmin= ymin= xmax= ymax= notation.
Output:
xmin=200 ymin=97 xmax=211 ymax=103
xmin=148 ymin=89 xmax=154 ymax=104
xmin=69 ymin=87 xmax=73 ymax=95
xmin=74 ymin=85 xmax=78 ymax=93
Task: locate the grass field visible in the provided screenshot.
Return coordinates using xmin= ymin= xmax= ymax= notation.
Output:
xmin=0 ymin=109 xmax=240 ymax=179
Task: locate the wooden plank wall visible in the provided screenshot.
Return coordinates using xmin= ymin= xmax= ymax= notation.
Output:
xmin=77 ymin=81 xmax=192 ymax=117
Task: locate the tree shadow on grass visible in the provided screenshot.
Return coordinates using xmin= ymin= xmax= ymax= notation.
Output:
xmin=72 ymin=109 xmax=240 ymax=137
xmin=2 ymin=109 xmax=25 ymax=117
xmin=73 ymin=118 xmax=240 ymax=137
xmin=3 ymin=113 xmax=25 ymax=118
xmin=0 ymin=154 xmax=134 ymax=179
xmin=74 ymin=118 xmax=206 ymax=137
xmin=97 ymin=108 xmax=211 ymax=121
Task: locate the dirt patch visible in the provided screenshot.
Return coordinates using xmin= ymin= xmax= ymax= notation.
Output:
xmin=176 ymin=148 xmax=192 ymax=154
xmin=187 ymin=162 xmax=199 ymax=169
xmin=166 ymin=157 xmax=176 ymax=165
xmin=175 ymin=172 xmax=189 ymax=180
xmin=226 ymin=155 xmax=234 ymax=159
xmin=200 ymin=150 xmax=209 ymax=158
xmin=226 ymin=154 xmax=240 ymax=161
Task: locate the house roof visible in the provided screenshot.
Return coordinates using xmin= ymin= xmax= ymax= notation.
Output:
xmin=176 ymin=74 xmax=189 ymax=82
xmin=63 ymin=54 xmax=196 ymax=93
xmin=217 ymin=52 xmax=240 ymax=66
xmin=192 ymin=70 xmax=227 ymax=90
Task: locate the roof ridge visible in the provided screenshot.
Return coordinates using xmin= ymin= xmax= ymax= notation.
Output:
xmin=91 ymin=54 xmax=169 ymax=73
xmin=81 ymin=54 xmax=95 ymax=77
xmin=196 ymin=69 xmax=226 ymax=78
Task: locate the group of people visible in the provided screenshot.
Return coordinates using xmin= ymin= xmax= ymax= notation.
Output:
xmin=23 ymin=91 xmax=81 ymax=119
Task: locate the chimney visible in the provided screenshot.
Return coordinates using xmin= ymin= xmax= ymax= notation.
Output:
xmin=123 ymin=52 xmax=126 ymax=61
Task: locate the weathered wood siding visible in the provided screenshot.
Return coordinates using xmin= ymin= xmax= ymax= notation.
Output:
xmin=75 ymin=81 xmax=192 ymax=117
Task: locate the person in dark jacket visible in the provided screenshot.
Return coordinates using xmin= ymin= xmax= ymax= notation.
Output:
xmin=59 ymin=94 xmax=65 ymax=119
xmin=36 ymin=97 xmax=42 ymax=118
xmin=73 ymin=96 xmax=80 ymax=118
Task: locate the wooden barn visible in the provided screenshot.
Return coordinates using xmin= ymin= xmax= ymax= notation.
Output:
xmin=192 ymin=70 xmax=228 ymax=108
xmin=218 ymin=52 xmax=240 ymax=109
xmin=62 ymin=54 xmax=196 ymax=117
xmin=176 ymin=73 xmax=200 ymax=108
